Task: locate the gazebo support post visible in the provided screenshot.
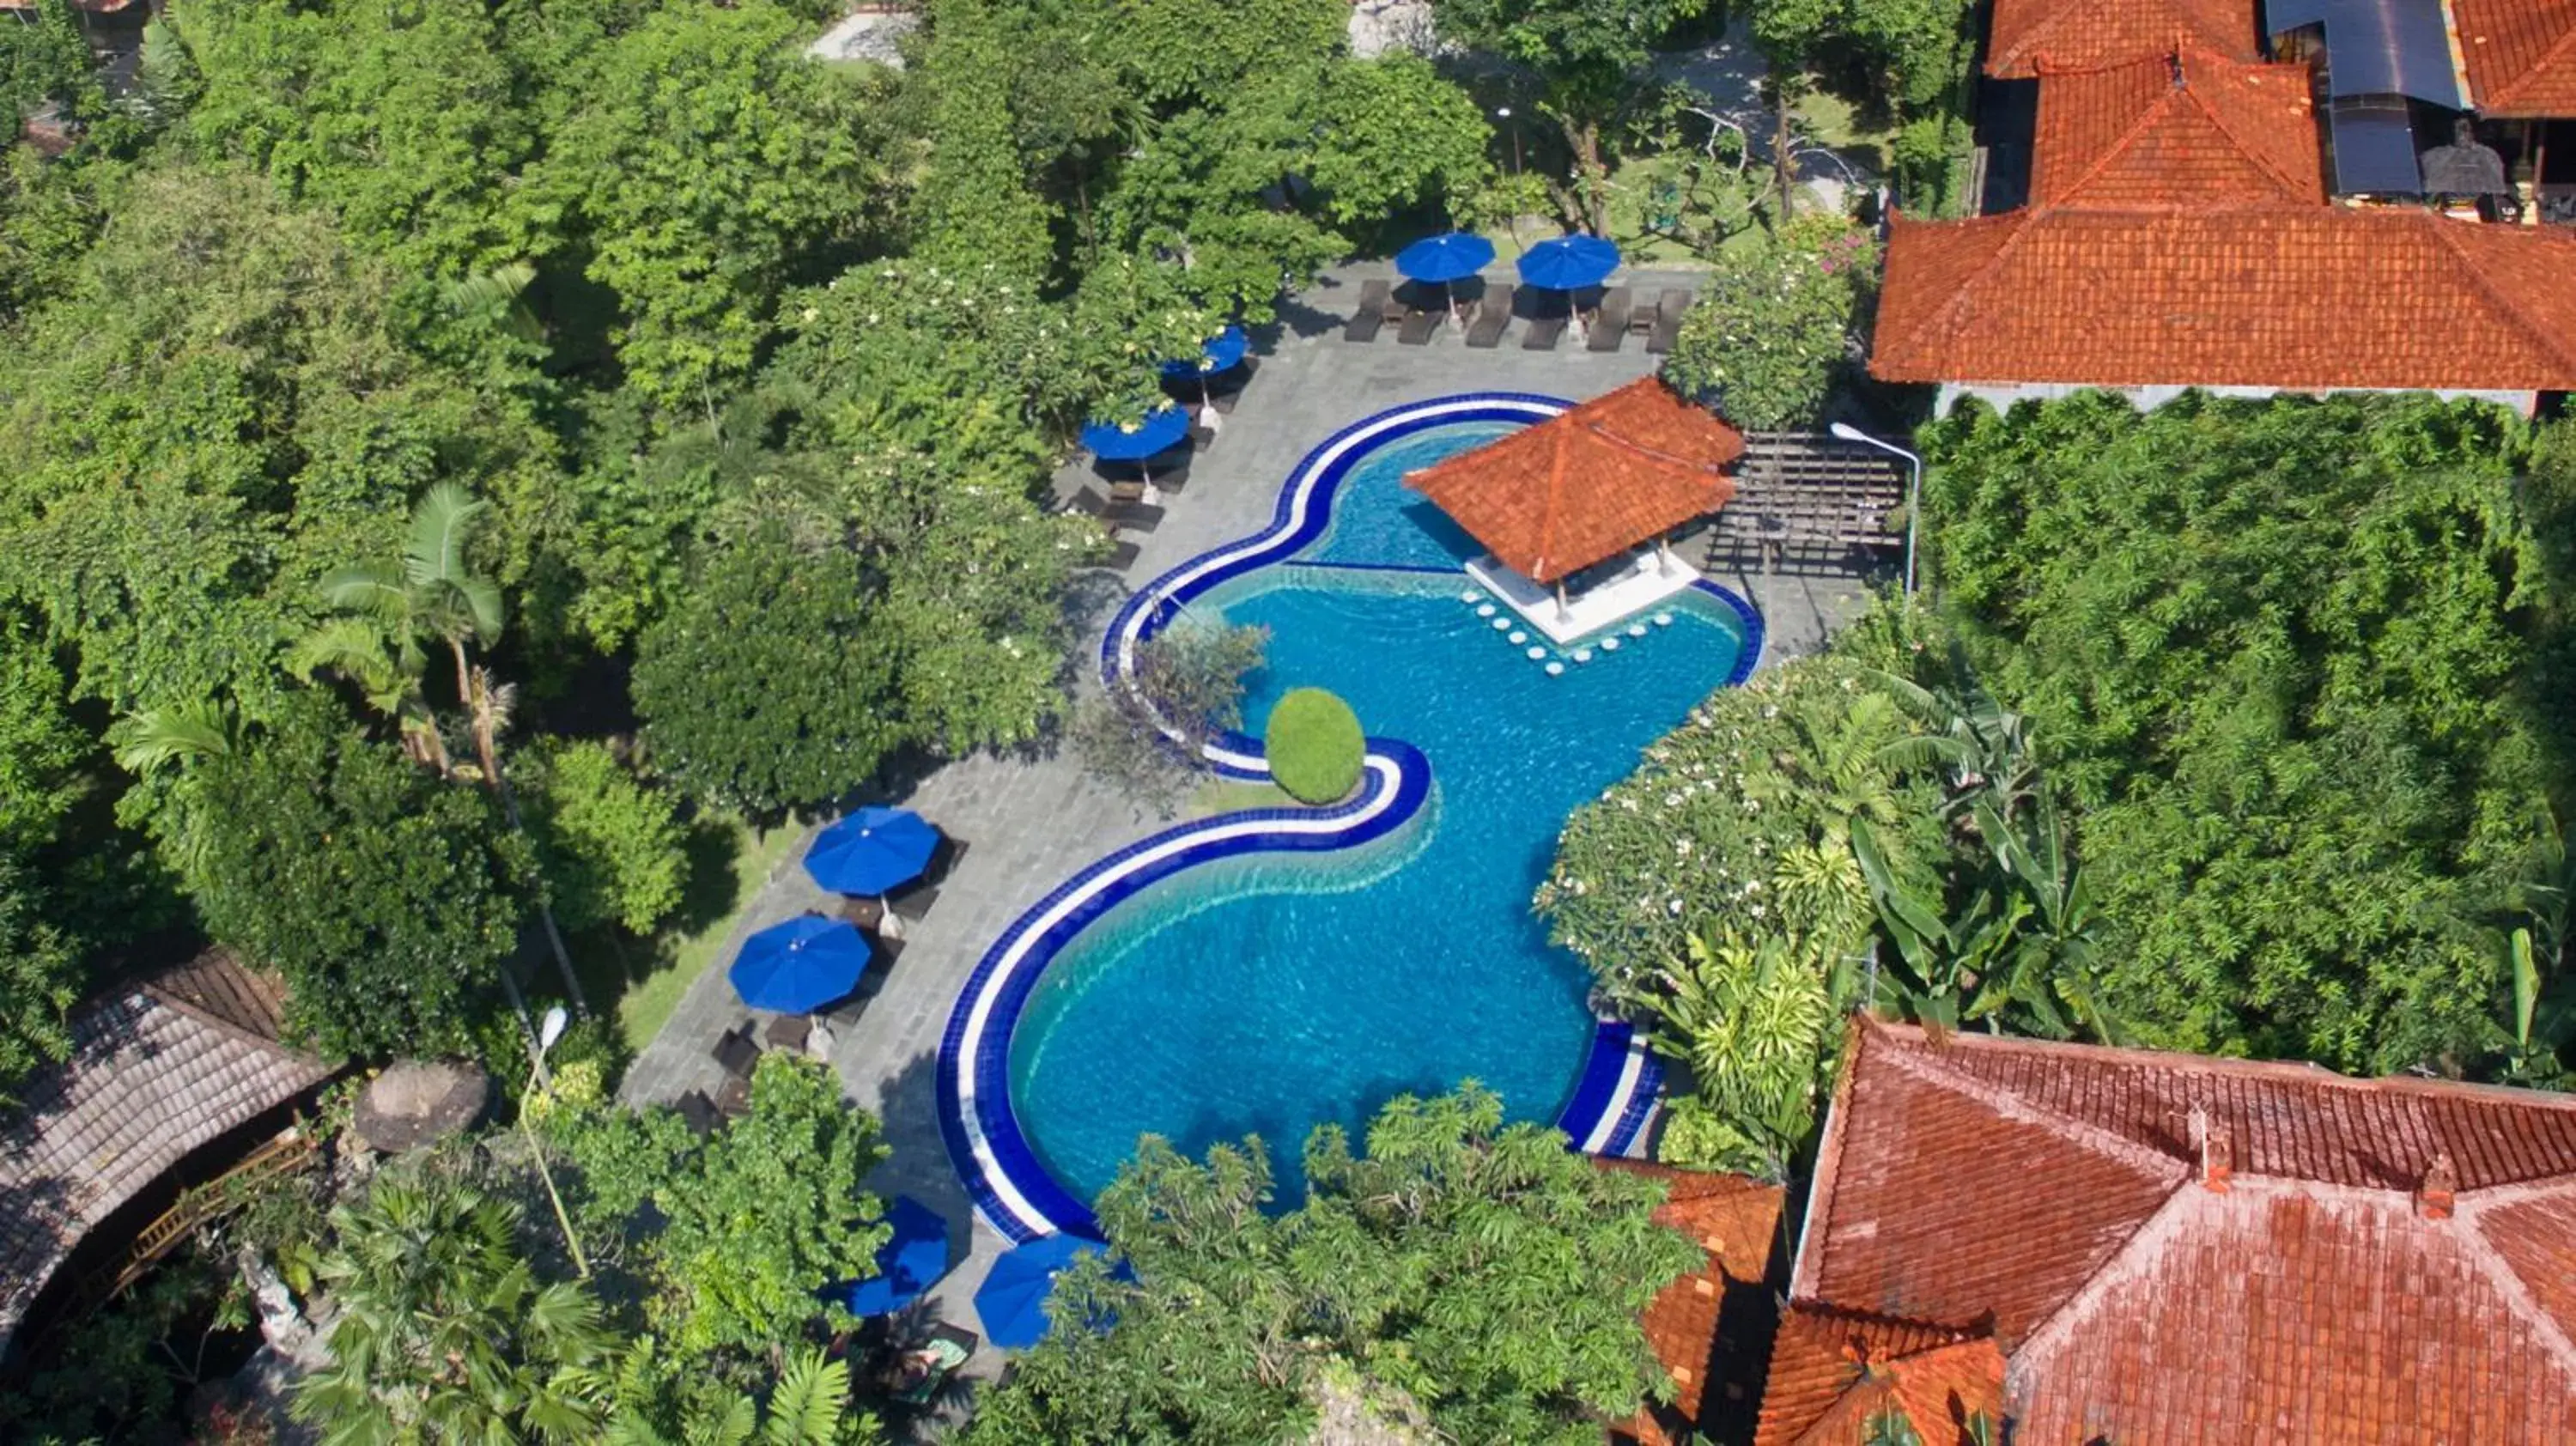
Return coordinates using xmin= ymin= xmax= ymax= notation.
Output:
xmin=1554 ymin=580 xmax=1571 ymax=624
xmin=1656 ymin=535 xmax=1676 ymax=578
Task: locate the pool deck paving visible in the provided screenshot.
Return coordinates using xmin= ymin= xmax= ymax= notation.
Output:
xmin=617 ymin=266 xmax=1875 ymax=1420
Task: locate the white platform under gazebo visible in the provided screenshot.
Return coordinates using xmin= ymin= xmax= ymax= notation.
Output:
xmin=1467 ymin=548 xmax=1704 ymax=646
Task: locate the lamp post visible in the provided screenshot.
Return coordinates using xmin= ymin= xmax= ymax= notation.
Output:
xmin=1828 ymin=422 xmax=1923 ymax=603
xmin=520 ymin=1005 xmax=591 ymax=1279
xmin=1495 ymin=106 xmax=1522 ymax=178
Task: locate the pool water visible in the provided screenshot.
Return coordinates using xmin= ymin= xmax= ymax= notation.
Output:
xmin=1008 ymin=421 xmax=1747 ymax=1204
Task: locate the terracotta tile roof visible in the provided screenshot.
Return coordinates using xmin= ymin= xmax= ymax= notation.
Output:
xmin=2451 ymin=0 xmax=2576 ymax=116
xmin=0 ymin=955 xmax=332 ymax=1352
xmin=2032 ymin=48 xmax=2324 ymax=205
xmin=1780 ymin=1018 xmax=2576 ymax=1443
xmin=1403 ymin=377 xmax=1742 ymax=586
xmin=1753 ymin=1305 xmax=2005 ymax=1446
xmin=1601 ymin=1160 xmax=1787 ymax=1446
xmin=1984 ymin=0 xmax=2258 ymax=76
xmin=1870 ymin=204 xmax=2576 ymax=393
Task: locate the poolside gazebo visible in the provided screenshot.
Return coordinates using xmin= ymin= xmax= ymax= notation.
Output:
xmin=1406 ymin=377 xmax=1742 ymax=643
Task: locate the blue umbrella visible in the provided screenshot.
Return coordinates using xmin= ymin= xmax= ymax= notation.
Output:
xmin=1394 ymin=232 xmax=1496 ymax=284
xmin=1516 ymin=234 xmax=1622 ymax=292
xmin=843 ymin=1196 xmax=951 ymax=1316
xmin=729 ymin=914 xmax=872 ymax=1013
xmin=1159 ymin=324 xmax=1248 ymax=380
xmin=974 ymin=1233 xmax=1108 ymax=1349
xmin=804 ymin=805 xmax=941 ymax=896
xmin=1080 ymin=406 xmax=1192 ymax=463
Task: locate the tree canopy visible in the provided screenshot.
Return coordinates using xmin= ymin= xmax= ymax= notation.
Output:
xmin=965 ymin=1086 xmax=1698 ymax=1445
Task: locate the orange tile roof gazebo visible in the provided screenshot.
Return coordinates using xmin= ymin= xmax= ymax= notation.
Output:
xmin=1405 ymin=378 xmax=1745 ymax=587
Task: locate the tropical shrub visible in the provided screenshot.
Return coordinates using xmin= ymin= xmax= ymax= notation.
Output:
xmin=1073 ymin=620 xmax=1270 ymax=812
xmin=1660 ymin=214 xmax=1877 ymax=429
xmin=520 ymin=739 xmax=689 ymax=937
xmin=1924 ymin=392 xmax=2555 ymax=1072
xmin=1265 ymin=687 xmax=1364 ymax=804
xmin=963 ymin=1085 xmax=1699 ymax=1446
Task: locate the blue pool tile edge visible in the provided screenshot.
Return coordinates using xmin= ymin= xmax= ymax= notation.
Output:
xmin=938 ymin=393 xmax=1765 ymax=1241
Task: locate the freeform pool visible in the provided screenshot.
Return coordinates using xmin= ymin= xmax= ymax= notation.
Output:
xmin=939 ymin=395 xmax=1760 ymax=1238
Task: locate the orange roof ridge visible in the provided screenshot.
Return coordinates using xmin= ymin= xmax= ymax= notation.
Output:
xmin=2458 ymin=1194 xmax=2576 ymax=1376
xmin=1867 ymin=1016 xmax=2576 ymax=1115
xmin=2029 ymin=47 xmax=2322 ymax=207
xmin=1866 ymin=1020 xmax=2196 ymax=1182
xmin=1872 ymin=210 xmax=2044 ymax=375
xmin=2427 ymin=220 xmax=2576 ymax=378
xmin=2453 ymin=0 xmax=2576 ymax=114
xmin=1985 ymin=0 xmax=2257 ymax=77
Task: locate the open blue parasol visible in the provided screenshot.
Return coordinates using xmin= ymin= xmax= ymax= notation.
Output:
xmin=804 ymin=805 xmax=941 ymax=896
xmin=1516 ymin=234 xmax=1622 ymax=291
xmin=973 ymin=1233 xmax=1109 ymax=1349
xmin=1159 ymin=324 xmax=1248 ymax=379
xmin=1080 ymin=406 xmax=1192 ymax=462
xmin=1394 ymin=231 xmax=1496 ymax=284
xmin=729 ymin=914 xmax=872 ymax=1013
xmin=842 ymin=1195 xmax=951 ymax=1316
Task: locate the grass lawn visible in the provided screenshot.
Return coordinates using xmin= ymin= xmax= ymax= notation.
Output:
xmin=1190 ymin=779 xmax=1302 ymax=817
xmin=580 ymin=815 xmax=803 ymax=1058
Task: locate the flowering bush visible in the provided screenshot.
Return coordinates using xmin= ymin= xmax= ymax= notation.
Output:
xmin=1658 ymin=214 xmax=1877 ymax=429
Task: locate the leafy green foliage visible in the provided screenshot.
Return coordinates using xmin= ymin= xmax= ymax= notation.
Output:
xmin=631 ymin=527 xmax=906 ymax=816
xmin=1073 ymin=620 xmax=1270 ymax=812
xmin=605 ymin=1338 xmax=876 ymax=1446
xmin=1 ymin=0 xmax=94 ymax=124
xmin=295 ymin=1176 xmax=617 ymax=1443
xmin=1661 ymin=214 xmax=1877 ymax=429
xmin=0 ymin=855 xmax=80 ymax=1102
xmin=174 ymin=696 xmax=528 ymax=1058
xmin=523 ymin=740 xmax=689 ymax=937
xmin=965 ymin=1085 xmax=1698 ymax=1446
xmin=1265 ymin=687 xmax=1364 ymax=804
xmin=633 ymin=1054 xmax=886 ymax=1357
xmin=534 ymin=0 xmax=884 ymax=405
xmin=1925 ymin=392 xmax=2554 ymax=1072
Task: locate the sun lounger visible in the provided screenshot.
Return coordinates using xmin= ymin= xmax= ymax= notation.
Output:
xmin=1100 ymin=538 xmax=1141 ymax=571
xmin=1648 ymin=289 xmax=1693 ymax=354
xmin=1465 ymin=286 xmax=1513 ymax=348
xmin=1068 ymin=488 xmax=1165 ymax=532
xmin=1396 ymin=304 xmax=1439 ymax=345
xmin=1587 ymin=288 xmax=1631 ymax=352
xmin=890 ymin=886 xmax=941 ymax=924
xmin=1522 ymin=312 xmax=1566 ymax=350
xmin=1342 ymin=280 xmax=1390 ymax=342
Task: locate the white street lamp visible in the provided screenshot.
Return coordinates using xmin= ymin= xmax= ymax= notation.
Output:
xmin=522 ymin=1002 xmax=589 ymax=1279
xmin=1829 ymin=422 xmax=1923 ymax=602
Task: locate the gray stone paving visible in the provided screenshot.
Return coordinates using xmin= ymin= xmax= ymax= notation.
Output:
xmin=617 ymin=267 xmax=1874 ymax=1415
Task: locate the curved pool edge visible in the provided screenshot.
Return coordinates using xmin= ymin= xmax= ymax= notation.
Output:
xmin=939 ymin=393 xmax=1767 ymax=1241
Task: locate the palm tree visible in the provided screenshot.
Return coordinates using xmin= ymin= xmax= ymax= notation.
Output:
xmin=1873 ymin=656 xmax=2041 ymax=826
xmin=300 ymin=483 xmax=587 ymax=1014
xmin=293 ymin=1179 xmax=614 ymax=1445
xmin=604 ymin=1344 xmax=862 ymax=1446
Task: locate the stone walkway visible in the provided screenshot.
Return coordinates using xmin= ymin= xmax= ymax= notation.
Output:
xmin=618 ymin=269 xmax=1874 ymax=1416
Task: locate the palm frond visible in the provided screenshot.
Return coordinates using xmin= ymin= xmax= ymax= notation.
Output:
xmin=406 ymin=483 xmax=491 ymax=595
xmin=759 ymin=1349 xmax=848 ymax=1446
xmin=322 ymin=562 xmax=414 ymax=623
xmin=108 ymin=703 xmax=235 ymax=776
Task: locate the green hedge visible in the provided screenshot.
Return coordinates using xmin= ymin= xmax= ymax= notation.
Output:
xmin=1264 ymin=688 xmax=1364 ymax=804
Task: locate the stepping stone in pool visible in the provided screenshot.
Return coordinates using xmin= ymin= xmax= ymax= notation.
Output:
xmin=1653 ymin=612 xmax=1674 ymax=626
xmin=1477 ymin=604 xmax=1497 ymax=617
xmin=1627 ymin=623 xmax=1649 ymax=637
xmin=1491 ymin=617 xmax=1510 ymax=631
xmin=1573 ymin=649 xmax=1593 ymax=663
xmin=1461 ymin=591 xmax=1481 ymax=604
xmin=1508 ymin=630 xmax=1527 ymax=645
xmin=1601 ymin=637 xmax=1621 ymax=652
xmin=1525 ymin=646 xmax=1546 ymax=659
xmin=1546 ymin=661 xmax=1564 ymax=675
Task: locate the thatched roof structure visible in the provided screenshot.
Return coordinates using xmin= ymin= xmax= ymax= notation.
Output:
xmin=0 ymin=951 xmax=333 ymax=1352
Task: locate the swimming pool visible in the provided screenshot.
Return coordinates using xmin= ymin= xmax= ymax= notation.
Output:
xmin=940 ymin=395 xmax=1761 ymax=1237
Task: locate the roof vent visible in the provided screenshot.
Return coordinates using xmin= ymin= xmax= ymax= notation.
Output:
xmin=2419 ymin=1151 xmax=2457 ymax=1220
xmin=2190 ymin=1107 xmax=2233 ymax=1193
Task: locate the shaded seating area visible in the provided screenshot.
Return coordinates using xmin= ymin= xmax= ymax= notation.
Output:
xmin=0 ymin=951 xmax=337 ymax=1354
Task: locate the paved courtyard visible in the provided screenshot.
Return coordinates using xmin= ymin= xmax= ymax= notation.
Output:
xmin=617 ymin=264 xmax=1876 ymax=1413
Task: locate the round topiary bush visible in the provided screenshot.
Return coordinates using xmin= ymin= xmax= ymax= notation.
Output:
xmin=1265 ymin=688 xmax=1364 ymax=804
